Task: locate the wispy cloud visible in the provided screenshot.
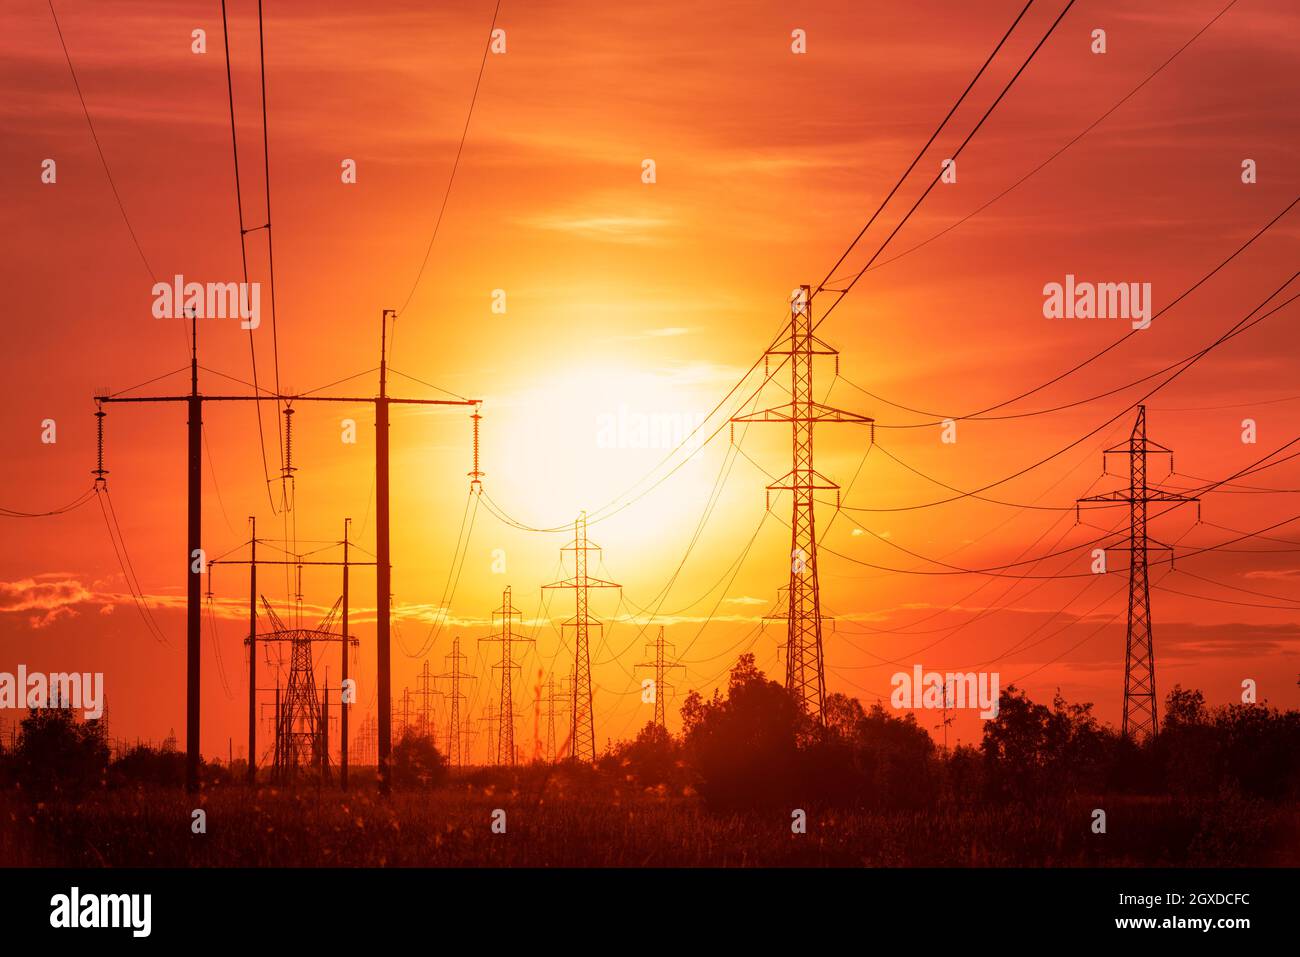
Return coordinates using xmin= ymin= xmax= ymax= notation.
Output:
xmin=522 ymin=213 xmax=672 ymax=244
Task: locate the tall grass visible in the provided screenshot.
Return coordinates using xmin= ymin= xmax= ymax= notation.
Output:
xmin=1 ymin=766 xmax=1292 ymax=867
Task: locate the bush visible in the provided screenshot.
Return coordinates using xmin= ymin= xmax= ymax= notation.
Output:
xmin=391 ymin=731 xmax=449 ymax=789
xmin=7 ymin=708 xmax=108 ymax=801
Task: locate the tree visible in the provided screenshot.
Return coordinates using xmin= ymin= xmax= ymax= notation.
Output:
xmin=609 ymin=721 xmax=684 ymax=787
xmin=10 ymin=707 xmax=108 ymax=800
xmin=682 ymin=654 xmax=804 ymax=809
xmin=391 ymin=730 xmax=448 ymax=788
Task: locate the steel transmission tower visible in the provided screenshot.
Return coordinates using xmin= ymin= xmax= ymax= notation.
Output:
xmin=1078 ymin=405 xmax=1198 ymax=741
xmin=256 ymin=597 xmax=343 ymax=782
xmin=478 ymin=587 xmax=533 ymax=766
xmin=731 ymin=285 xmax=873 ymax=721
xmin=414 ymin=660 xmax=440 ymax=743
xmin=544 ymin=514 xmax=620 ymax=762
xmin=542 ymin=675 xmax=563 ymax=763
xmin=437 ymin=636 xmax=475 ymax=767
xmin=478 ymin=704 xmax=499 ymax=765
xmin=635 ymin=626 xmax=684 ymax=730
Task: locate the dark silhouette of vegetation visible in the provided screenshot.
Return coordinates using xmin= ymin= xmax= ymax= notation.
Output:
xmin=391 ymin=729 xmax=449 ymax=789
xmin=681 ymin=653 xmax=805 ymax=809
xmin=981 ymin=686 xmax=1114 ymax=801
xmin=1 ymin=657 xmax=1297 ymax=866
xmin=603 ymin=720 xmax=688 ymax=789
xmin=0 ymin=707 xmax=108 ymax=800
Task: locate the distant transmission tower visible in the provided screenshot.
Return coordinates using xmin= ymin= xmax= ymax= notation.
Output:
xmin=478 ymin=704 xmax=499 ymax=765
xmin=1078 ymin=405 xmax=1198 ymax=741
xmin=544 ymin=513 xmax=620 ymax=762
xmin=732 ymin=285 xmax=873 ymax=721
xmin=255 ymin=597 xmax=344 ymax=783
xmin=414 ymin=660 xmax=439 ymax=742
xmin=542 ymin=675 xmax=564 ymax=763
xmin=478 ymin=587 xmax=533 ymax=766
xmin=437 ymin=636 xmax=475 ymax=767
xmin=393 ymin=687 xmax=413 ymax=740
xmin=635 ymin=626 xmax=684 ymax=730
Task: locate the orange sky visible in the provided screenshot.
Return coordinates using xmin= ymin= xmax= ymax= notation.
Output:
xmin=2 ymin=0 xmax=1299 ymax=761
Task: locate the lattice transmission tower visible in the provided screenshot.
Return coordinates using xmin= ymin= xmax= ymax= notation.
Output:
xmin=544 ymin=513 xmax=620 ymax=762
xmin=414 ymin=659 xmax=440 ymax=744
xmin=255 ymin=597 xmax=344 ymax=783
xmin=437 ymin=636 xmax=475 ymax=767
xmin=635 ymin=626 xmax=684 ymax=730
xmin=1078 ymin=405 xmax=1198 ymax=741
xmin=731 ymin=285 xmax=873 ymax=721
xmin=478 ymin=586 xmax=532 ymax=766
xmin=542 ymin=675 xmax=565 ymax=763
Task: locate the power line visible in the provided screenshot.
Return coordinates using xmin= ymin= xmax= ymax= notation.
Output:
xmin=396 ymin=0 xmax=504 ymax=317
xmin=811 ymin=0 xmax=1079 ymax=329
xmin=831 ymin=0 xmax=1243 ymax=284
xmin=846 ymin=194 xmax=1300 ymax=425
xmin=220 ymin=0 xmax=279 ymax=514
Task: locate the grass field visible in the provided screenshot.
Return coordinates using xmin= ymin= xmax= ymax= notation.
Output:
xmin=2 ymin=765 xmax=1295 ymax=867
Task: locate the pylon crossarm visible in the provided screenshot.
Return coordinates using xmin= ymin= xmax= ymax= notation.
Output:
xmin=731 ymin=404 xmax=798 ymax=423
xmin=1146 ymin=492 xmax=1200 ymax=503
xmin=807 ymin=402 xmax=873 ymax=423
xmin=766 ymin=466 xmax=842 ymax=492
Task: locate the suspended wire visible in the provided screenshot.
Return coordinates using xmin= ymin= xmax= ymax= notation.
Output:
xmin=1 ymin=486 xmax=97 ymax=519
xmin=100 ymin=367 xmax=190 ymax=399
xmin=843 ymin=194 xmax=1300 ymax=425
xmin=206 ymin=598 xmax=236 ymax=700
xmin=825 ymin=0 xmax=1243 ymax=286
xmin=1166 ymin=568 xmax=1300 ymax=607
xmin=816 ymin=0 xmax=1037 ymax=288
xmin=811 ymin=0 xmax=1079 ymax=331
xmin=853 ymin=271 xmax=1300 ymax=430
xmin=256 ymin=0 xmax=285 ymax=440
xmin=405 ymin=490 xmax=479 ymax=659
xmin=46 ymin=4 xmax=153 ymax=283
xmin=386 ymin=367 xmax=472 ymax=402
xmin=396 ymin=0 xmax=504 ymax=317
xmin=478 ymin=0 xmax=1048 ymax=536
xmin=298 ymin=367 xmax=380 ymax=397
xmin=95 ymin=488 xmax=169 ymax=646
xmin=829 ymin=275 xmax=1300 ymax=513
xmin=221 ymin=0 xmax=279 ymax=514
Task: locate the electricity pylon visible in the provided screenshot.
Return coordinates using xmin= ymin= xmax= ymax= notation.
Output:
xmin=542 ymin=675 xmax=565 ymax=763
xmin=414 ymin=660 xmax=440 ymax=743
xmin=731 ymin=285 xmax=873 ymax=721
xmin=635 ymin=626 xmax=684 ymax=730
xmin=437 ymin=636 xmax=475 ymax=767
xmin=94 ymin=308 xmax=480 ymax=793
xmin=1078 ymin=405 xmax=1198 ymax=741
xmin=393 ymin=687 xmax=413 ymax=739
xmin=478 ymin=586 xmax=532 ymax=766
xmin=478 ymin=704 xmax=499 ymax=765
xmin=544 ymin=513 xmax=620 ymax=762
xmin=254 ymin=597 xmax=344 ymax=783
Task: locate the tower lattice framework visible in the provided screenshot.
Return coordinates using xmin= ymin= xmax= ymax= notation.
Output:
xmin=731 ymin=285 xmax=872 ymax=720
xmin=437 ymin=636 xmax=474 ymax=767
xmin=478 ymin=586 xmax=531 ymax=766
xmin=544 ymin=514 xmax=619 ymax=762
xmin=1078 ymin=405 xmax=1198 ymax=741
xmin=636 ymin=626 xmax=684 ymax=730
xmin=257 ymin=597 xmax=342 ymax=782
